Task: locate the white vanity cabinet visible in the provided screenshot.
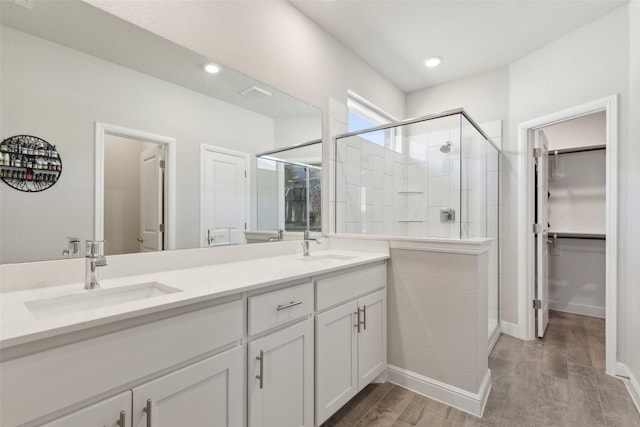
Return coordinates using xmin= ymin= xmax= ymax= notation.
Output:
xmin=40 ymin=345 xmax=244 ymax=427
xmin=38 ymin=391 xmax=131 ymax=427
xmin=247 ymin=282 xmax=315 ymax=427
xmin=315 ymin=263 xmax=387 ymax=425
xmin=132 ymin=346 xmax=243 ymax=427
xmin=1 ymin=299 xmax=243 ymax=427
xmin=1 ymin=254 xmax=389 ymax=427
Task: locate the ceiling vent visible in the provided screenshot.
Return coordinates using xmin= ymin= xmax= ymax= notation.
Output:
xmin=240 ymin=86 xmax=272 ymax=101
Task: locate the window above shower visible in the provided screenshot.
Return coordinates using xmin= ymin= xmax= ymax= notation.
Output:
xmin=347 ymin=94 xmax=402 ymax=153
xmin=334 ymin=109 xmax=499 ymax=240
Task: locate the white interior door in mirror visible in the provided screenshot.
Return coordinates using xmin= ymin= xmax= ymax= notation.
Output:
xmin=140 ymin=145 xmax=165 ymax=252
xmin=201 ymin=145 xmax=249 ymax=246
xmin=535 ymin=129 xmax=550 ymax=338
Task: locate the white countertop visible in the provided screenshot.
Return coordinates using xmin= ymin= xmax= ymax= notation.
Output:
xmin=0 ymin=250 xmax=388 ymax=349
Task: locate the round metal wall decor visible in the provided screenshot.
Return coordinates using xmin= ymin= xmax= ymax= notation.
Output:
xmin=0 ymin=135 xmax=62 ymax=192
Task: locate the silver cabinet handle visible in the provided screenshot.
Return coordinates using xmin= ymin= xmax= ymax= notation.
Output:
xmin=360 ymin=305 xmax=367 ymax=330
xmin=256 ymin=350 xmax=264 ymax=389
xmin=143 ymin=399 xmax=152 ymax=427
xmin=276 ymin=300 xmax=303 ymax=311
xmin=354 ymin=310 xmax=361 ymax=333
xmin=117 ymin=410 xmax=126 ymax=427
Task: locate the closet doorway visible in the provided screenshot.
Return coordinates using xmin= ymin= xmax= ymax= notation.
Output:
xmin=517 ymin=95 xmax=618 ymax=375
xmin=95 ymin=122 xmax=177 ymax=255
xmin=534 ymin=111 xmax=607 ymax=338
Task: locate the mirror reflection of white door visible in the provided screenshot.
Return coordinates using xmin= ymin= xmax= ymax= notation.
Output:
xmin=201 ymin=145 xmax=249 ymax=246
xmin=139 ymin=146 xmax=165 ymax=252
xmin=535 ymin=129 xmax=550 ymax=338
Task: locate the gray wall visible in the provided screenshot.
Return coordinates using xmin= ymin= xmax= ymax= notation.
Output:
xmin=387 ymin=248 xmax=488 ymax=393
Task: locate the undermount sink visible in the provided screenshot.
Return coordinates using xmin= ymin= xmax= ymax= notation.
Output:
xmin=297 ymin=254 xmax=358 ymax=262
xmin=25 ymin=282 xmax=182 ymax=319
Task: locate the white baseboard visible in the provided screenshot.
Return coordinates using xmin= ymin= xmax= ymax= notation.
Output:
xmin=548 ymin=301 xmax=605 ymax=318
xmin=499 ymin=321 xmax=520 ymax=338
xmin=488 ymin=325 xmax=501 ymax=353
xmin=617 ymin=363 xmax=640 ymax=415
xmin=616 ymin=362 xmax=629 ymax=378
xmin=387 ymin=365 xmax=491 ymax=417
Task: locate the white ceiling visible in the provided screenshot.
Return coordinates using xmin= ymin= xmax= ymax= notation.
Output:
xmin=290 ymin=0 xmax=628 ymax=93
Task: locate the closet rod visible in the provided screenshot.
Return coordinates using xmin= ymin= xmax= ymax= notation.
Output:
xmin=550 ymin=232 xmax=605 ymax=240
xmin=551 ymin=145 xmax=605 ymax=155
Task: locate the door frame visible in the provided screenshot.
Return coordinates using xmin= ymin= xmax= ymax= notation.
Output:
xmin=95 ymin=122 xmax=176 ymax=250
xmin=199 ymin=144 xmax=251 ymax=247
xmin=516 ymin=95 xmax=618 ymax=375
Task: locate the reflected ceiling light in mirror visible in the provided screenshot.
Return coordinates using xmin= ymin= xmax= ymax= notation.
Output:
xmin=204 ymin=63 xmax=221 ymax=74
xmin=423 ymin=56 xmax=442 ymax=68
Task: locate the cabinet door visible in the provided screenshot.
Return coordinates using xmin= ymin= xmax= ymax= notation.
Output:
xmin=39 ymin=391 xmax=131 ymax=427
xmin=132 ymin=346 xmax=243 ymax=427
xmin=248 ymin=318 xmax=314 ymax=427
xmin=358 ymin=289 xmax=387 ymax=389
xmin=315 ymin=300 xmax=359 ymax=426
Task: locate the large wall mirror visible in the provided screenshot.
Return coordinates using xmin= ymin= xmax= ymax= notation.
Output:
xmin=0 ymin=0 xmax=322 ymax=263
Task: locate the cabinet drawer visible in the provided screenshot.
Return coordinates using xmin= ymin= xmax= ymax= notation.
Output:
xmin=248 ymin=281 xmax=314 ymax=336
xmin=316 ymin=263 xmax=386 ymax=311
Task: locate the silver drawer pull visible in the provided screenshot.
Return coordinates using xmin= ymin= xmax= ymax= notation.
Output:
xmin=360 ymin=305 xmax=367 ymax=330
xmin=117 ymin=410 xmax=126 ymax=427
xmin=143 ymin=399 xmax=152 ymax=427
xmin=277 ymin=300 xmax=303 ymax=311
xmin=256 ymin=350 xmax=264 ymax=389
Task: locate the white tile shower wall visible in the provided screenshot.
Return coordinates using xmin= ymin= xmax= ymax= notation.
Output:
xmin=335 ymin=118 xmax=501 ymax=243
xmin=337 ymin=135 xmax=402 ymax=235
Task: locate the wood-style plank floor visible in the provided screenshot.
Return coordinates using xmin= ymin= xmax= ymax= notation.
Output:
xmin=321 ymin=311 xmax=640 ymax=427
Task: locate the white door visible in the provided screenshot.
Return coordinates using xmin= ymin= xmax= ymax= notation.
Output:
xmin=202 ymin=148 xmax=248 ymax=246
xmin=535 ymin=130 xmax=550 ymax=338
xmin=132 ymin=346 xmax=243 ymax=427
xmin=139 ymin=146 xmax=164 ymax=252
xmin=248 ymin=318 xmax=314 ymax=427
xmin=357 ymin=289 xmax=386 ymax=389
xmin=315 ymin=300 xmax=359 ymax=425
xmin=40 ymin=391 xmax=130 ymax=427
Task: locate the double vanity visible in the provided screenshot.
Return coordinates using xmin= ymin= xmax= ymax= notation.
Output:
xmin=0 ymin=248 xmax=389 ymax=427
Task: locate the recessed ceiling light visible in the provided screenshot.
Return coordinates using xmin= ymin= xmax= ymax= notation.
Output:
xmin=204 ymin=63 xmax=221 ymax=74
xmin=424 ymin=56 xmax=443 ymax=68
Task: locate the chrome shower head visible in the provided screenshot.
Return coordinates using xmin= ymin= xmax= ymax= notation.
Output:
xmin=440 ymin=141 xmax=452 ymax=153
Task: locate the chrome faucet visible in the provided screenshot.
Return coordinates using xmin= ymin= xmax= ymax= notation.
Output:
xmin=85 ymin=240 xmax=108 ymax=290
xmin=268 ymin=229 xmax=284 ymax=242
xmin=302 ymin=230 xmax=320 ymax=256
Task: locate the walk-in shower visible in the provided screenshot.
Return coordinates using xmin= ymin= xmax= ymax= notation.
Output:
xmin=333 ymin=109 xmax=501 ymax=342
